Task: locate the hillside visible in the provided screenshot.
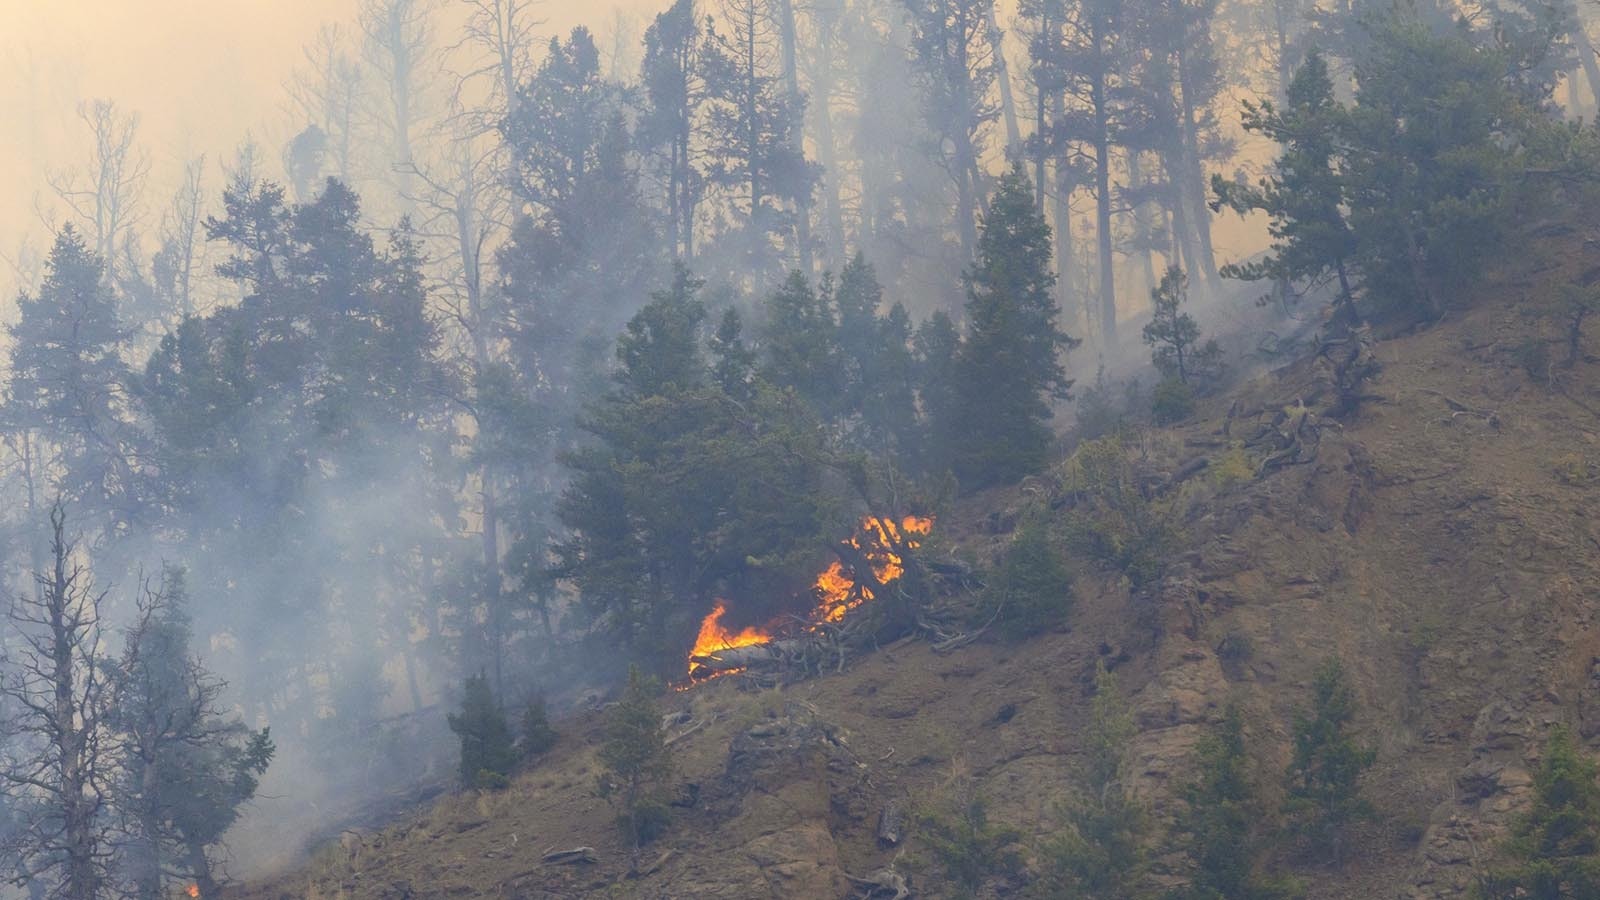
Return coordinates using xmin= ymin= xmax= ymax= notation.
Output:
xmin=238 ymin=240 xmax=1600 ymax=899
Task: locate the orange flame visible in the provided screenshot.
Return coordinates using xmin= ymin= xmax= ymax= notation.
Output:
xmin=684 ymin=515 xmax=932 ymax=682
xmin=186 ymin=886 xmax=200 ymax=899
xmin=813 ymin=515 xmax=932 ymax=623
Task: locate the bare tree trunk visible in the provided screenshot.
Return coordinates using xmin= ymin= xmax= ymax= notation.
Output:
xmin=776 ymin=0 xmax=814 ymax=273
xmin=987 ymin=2 xmax=1021 ymax=154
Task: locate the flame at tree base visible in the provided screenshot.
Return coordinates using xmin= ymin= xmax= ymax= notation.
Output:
xmin=685 ymin=515 xmax=933 ymax=683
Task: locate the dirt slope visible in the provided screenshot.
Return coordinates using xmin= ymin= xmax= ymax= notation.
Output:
xmin=239 ymin=246 xmax=1600 ymax=899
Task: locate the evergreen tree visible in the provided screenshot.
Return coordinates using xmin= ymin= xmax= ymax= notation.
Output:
xmin=109 ymin=568 xmax=274 ymax=899
xmin=1038 ymin=663 xmax=1145 ymax=896
xmin=4 ymin=227 xmax=142 ymax=542
xmin=638 ymin=0 xmax=713 ymax=261
xmin=946 ymin=165 xmax=1077 ymax=490
xmin=709 ymin=306 xmax=758 ymax=401
xmin=556 ymin=267 xmax=834 ymax=666
xmin=520 ymin=692 xmax=558 ymax=758
xmin=1142 ymin=266 xmax=1220 ymax=386
xmin=447 ymin=674 xmax=518 ymax=789
xmin=1285 ymin=658 xmax=1375 ymax=865
xmin=1171 ymin=706 xmax=1301 ymax=900
xmin=598 ymin=666 xmax=673 ymax=870
xmin=1212 ymin=50 xmax=1358 ymax=321
xmin=1479 ymin=726 xmax=1600 ymax=899
xmin=760 ymin=270 xmax=842 ymax=418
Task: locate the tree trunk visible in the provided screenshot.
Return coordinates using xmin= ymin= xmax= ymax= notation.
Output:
xmin=777 ymin=0 xmax=814 ymax=273
xmin=811 ymin=20 xmax=848 ymax=263
xmin=1052 ymin=158 xmax=1078 ymax=330
xmin=1092 ymin=79 xmax=1116 ymax=344
xmin=1175 ymin=45 xmax=1217 ymax=285
xmin=988 ymin=2 xmax=1022 ymax=154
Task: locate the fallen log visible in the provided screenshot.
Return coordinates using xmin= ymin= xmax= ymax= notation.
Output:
xmin=690 ymin=639 xmax=807 ymax=673
xmin=876 ymin=800 xmax=905 ymax=847
xmin=847 ymin=867 xmax=911 ymax=900
xmin=541 ymin=847 xmax=597 ymax=866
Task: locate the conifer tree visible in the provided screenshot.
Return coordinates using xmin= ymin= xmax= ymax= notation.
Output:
xmin=1142 ymin=266 xmax=1221 ymax=388
xmin=598 ymin=666 xmax=673 ymax=870
xmin=1478 ymin=725 xmax=1600 ymax=898
xmin=1038 ymin=663 xmax=1145 ymax=895
xmin=1285 ymin=659 xmax=1374 ymax=865
xmin=946 ymin=165 xmax=1077 ymax=489
xmin=1212 ymin=50 xmax=1358 ymax=322
xmin=1172 ymin=706 xmax=1301 ymax=900
xmin=447 ymin=674 xmax=517 ymax=789
xmin=110 ymin=568 xmax=274 ymax=899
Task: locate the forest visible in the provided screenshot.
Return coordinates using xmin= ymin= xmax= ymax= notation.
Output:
xmin=4 ymin=0 xmax=1600 ymax=896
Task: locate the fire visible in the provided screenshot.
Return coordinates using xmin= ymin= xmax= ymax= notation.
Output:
xmin=813 ymin=515 xmax=933 ymax=623
xmin=186 ymin=886 xmax=200 ymax=899
xmin=685 ymin=515 xmax=933 ymax=682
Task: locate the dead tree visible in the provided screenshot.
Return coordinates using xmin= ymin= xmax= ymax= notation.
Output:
xmin=0 ymin=504 xmax=114 ymax=899
xmin=45 ymin=100 xmax=150 ymax=274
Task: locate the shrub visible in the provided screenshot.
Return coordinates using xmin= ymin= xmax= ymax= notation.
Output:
xmin=990 ymin=518 xmax=1074 ymax=641
xmin=1059 ymin=436 xmax=1178 ymax=588
xmin=918 ymin=789 xmax=1024 ymax=895
xmin=1152 ymin=376 xmax=1196 ymax=424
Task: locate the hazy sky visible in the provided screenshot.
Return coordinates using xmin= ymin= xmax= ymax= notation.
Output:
xmin=0 ymin=0 xmax=650 ymax=291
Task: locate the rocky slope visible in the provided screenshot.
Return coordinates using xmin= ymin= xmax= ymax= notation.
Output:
xmin=239 ymin=241 xmax=1600 ymax=899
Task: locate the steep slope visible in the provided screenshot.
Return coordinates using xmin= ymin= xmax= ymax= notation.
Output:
xmin=240 ymin=243 xmax=1600 ymax=899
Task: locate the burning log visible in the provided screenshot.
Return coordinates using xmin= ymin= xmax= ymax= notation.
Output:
xmin=689 ymin=639 xmax=806 ymax=674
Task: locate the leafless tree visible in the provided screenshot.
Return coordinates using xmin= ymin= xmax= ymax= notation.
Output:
xmin=0 ymin=504 xmax=114 ymax=899
xmin=153 ymin=157 xmax=208 ymax=320
xmin=286 ymin=24 xmax=364 ymax=185
xmin=45 ymin=100 xmax=150 ymax=275
xmin=454 ymin=0 xmax=544 ymax=124
xmin=362 ymin=0 xmax=442 ymax=194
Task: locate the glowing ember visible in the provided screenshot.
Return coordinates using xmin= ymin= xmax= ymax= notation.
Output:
xmin=685 ymin=515 xmax=933 ymax=682
xmin=186 ymin=886 xmax=200 ymax=899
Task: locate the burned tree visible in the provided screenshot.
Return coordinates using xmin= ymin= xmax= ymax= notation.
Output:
xmin=0 ymin=504 xmax=114 ymax=900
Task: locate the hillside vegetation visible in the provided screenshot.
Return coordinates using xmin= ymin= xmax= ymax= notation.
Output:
xmin=239 ymin=220 xmax=1600 ymax=898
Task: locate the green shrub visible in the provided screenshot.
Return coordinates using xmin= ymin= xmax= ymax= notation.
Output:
xmin=918 ymin=792 xmax=1024 ymax=895
xmin=1059 ymin=436 xmax=1178 ymax=589
xmin=1152 ymin=376 xmax=1196 ymax=424
xmin=990 ymin=518 xmax=1074 ymax=641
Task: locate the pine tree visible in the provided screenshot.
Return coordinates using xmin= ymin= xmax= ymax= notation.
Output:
xmin=760 ymin=270 xmax=842 ymax=417
xmin=520 ymin=693 xmax=558 ymax=758
xmin=1478 ymin=726 xmax=1600 ymax=899
xmin=1142 ymin=266 xmax=1221 ymax=388
xmin=110 ymin=568 xmax=274 ymax=899
xmin=1285 ymin=659 xmax=1375 ymax=865
xmin=1212 ymin=50 xmax=1358 ymax=322
xmin=946 ymin=165 xmax=1077 ymax=490
xmin=1038 ymin=663 xmax=1145 ymax=895
xmin=1171 ymin=706 xmax=1301 ymax=900
xmin=598 ymin=666 xmax=673 ymax=870
xmin=5 ymin=227 xmax=142 ymax=540
xmin=447 ymin=674 xmax=518 ymax=789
